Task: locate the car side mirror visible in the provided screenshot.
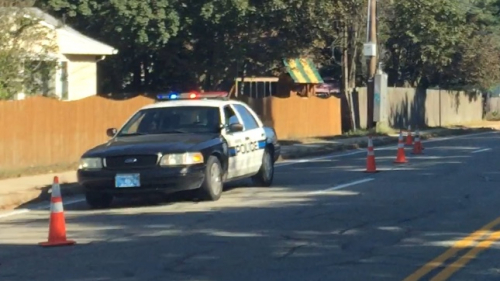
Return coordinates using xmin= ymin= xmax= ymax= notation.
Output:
xmin=106 ymin=128 xmax=117 ymax=137
xmin=228 ymin=123 xmax=244 ymax=132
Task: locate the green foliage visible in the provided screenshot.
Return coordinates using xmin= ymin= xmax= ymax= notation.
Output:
xmin=0 ymin=0 xmax=491 ymax=96
xmin=382 ymin=0 xmax=500 ymax=90
xmin=0 ymin=6 xmax=58 ymax=99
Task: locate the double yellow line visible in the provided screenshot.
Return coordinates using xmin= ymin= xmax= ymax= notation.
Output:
xmin=404 ymin=216 xmax=500 ymax=281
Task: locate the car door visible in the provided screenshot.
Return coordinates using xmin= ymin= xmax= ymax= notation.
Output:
xmin=231 ymin=103 xmax=266 ymax=175
xmin=221 ymin=105 xmax=248 ymax=179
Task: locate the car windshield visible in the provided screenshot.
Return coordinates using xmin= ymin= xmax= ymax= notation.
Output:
xmin=118 ymin=106 xmax=221 ymax=136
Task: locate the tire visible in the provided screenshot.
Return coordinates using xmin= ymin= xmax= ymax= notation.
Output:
xmin=198 ymin=155 xmax=224 ymax=201
xmin=251 ymin=147 xmax=274 ymax=187
xmin=85 ymin=191 xmax=113 ymax=209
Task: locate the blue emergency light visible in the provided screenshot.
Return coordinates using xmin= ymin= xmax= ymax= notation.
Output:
xmin=155 ymin=91 xmax=229 ymax=102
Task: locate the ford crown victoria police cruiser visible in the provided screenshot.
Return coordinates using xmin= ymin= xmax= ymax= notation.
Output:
xmin=77 ymin=91 xmax=281 ymax=208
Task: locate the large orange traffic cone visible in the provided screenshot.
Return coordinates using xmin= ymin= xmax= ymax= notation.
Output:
xmin=39 ymin=176 xmax=76 ymax=247
xmin=365 ymin=136 xmax=378 ymax=173
xmin=412 ymin=130 xmax=423 ymax=155
xmin=405 ymin=125 xmax=413 ymax=146
xmin=394 ymin=131 xmax=408 ymax=164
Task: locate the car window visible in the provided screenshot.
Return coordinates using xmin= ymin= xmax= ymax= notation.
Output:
xmin=118 ymin=106 xmax=221 ymax=136
xmin=232 ymin=104 xmax=259 ymax=130
xmin=223 ymin=105 xmax=238 ymax=125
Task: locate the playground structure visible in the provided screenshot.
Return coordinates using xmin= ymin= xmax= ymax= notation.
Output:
xmin=229 ymin=58 xmax=324 ymax=99
xmin=229 ymin=77 xmax=278 ymax=99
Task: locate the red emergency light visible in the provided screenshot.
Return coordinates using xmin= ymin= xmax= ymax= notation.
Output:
xmin=156 ymin=91 xmax=229 ymax=101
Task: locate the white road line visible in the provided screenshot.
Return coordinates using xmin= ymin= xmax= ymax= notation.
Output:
xmin=309 ymin=178 xmax=375 ymax=195
xmin=422 ymin=130 xmax=498 ymax=143
xmin=472 ymin=148 xmax=492 ymax=153
xmin=1 ymin=130 xmax=497 ymax=220
xmin=277 ymin=130 xmax=499 ymax=166
xmin=0 ymin=209 xmax=29 ymax=219
xmin=61 ymin=198 xmax=86 ymax=206
xmin=276 ymin=150 xmax=363 ymax=167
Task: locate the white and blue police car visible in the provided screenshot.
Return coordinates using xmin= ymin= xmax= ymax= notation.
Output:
xmin=77 ymin=91 xmax=281 ymax=208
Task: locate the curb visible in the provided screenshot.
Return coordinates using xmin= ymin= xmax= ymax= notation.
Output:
xmin=0 ymin=183 xmax=83 ymax=211
xmin=278 ymin=127 xmax=495 ymax=160
xmin=0 ymin=127 xmax=496 ymax=211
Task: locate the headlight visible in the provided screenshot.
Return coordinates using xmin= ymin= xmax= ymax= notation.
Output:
xmin=160 ymin=152 xmax=204 ymax=166
xmin=78 ymin=158 xmax=103 ymax=169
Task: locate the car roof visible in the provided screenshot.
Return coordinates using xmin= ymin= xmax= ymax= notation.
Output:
xmin=141 ymin=99 xmax=244 ymax=110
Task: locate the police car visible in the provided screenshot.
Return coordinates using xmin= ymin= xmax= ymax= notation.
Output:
xmin=77 ymin=91 xmax=281 ymax=208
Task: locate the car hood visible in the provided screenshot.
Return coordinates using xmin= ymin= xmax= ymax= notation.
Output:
xmin=83 ymin=133 xmax=219 ymax=157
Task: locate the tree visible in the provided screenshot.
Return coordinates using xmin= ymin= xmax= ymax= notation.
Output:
xmin=0 ymin=3 xmax=58 ymax=99
xmin=38 ymin=0 xmax=183 ymax=93
xmin=383 ymin=0 xmax=470 ymax=87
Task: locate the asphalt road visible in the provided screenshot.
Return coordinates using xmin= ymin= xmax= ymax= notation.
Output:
xmin=2 ymin=131 xmax=500 ymax=281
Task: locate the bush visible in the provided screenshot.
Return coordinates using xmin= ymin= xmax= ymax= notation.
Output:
xmin=485 ymin=111 xmax=500 ymax=121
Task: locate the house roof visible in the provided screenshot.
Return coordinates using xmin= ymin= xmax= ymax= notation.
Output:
xmin=11 ymin=7 xmax=118 ymax=56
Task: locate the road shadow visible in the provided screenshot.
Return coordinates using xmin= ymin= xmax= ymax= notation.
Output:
xmin=3 ymin=166 xmax=500 ymax=281
xmin=4 ymin=132 xmax=500 ymax=280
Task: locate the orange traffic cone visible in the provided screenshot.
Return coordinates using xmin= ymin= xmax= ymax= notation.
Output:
xmin=394 ymin=131 xmax=408 ymax=164
xmin=412 ymin=130 xmax=423 ymax=155
xmin=365 ymin=136 xmax=378 ymax=173
xmin=39 ymin=176 xmax=76 ymax=247
xmin=416 ymin=127 xmax=425 ymax=151
xmin=405 ymin=125 xmax=413 ymax=146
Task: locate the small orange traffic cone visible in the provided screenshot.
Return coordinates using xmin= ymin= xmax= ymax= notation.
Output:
xmin=416 ymin=127 xmax=425 ymax=151
xmin=394 ymin=131 xmax=408 ymax=164
xmin=405 ymin=125 xmax=413 ymax=146
xmin=39 ymin=176 xmax=76 ymax=247
xmin=412 ymin=130 xmax=423 ymax=155
xmin=365 ymin=136 xmax=378 ymax=173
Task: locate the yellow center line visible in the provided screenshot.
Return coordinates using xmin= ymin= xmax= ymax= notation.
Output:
xmin=403 ymin=216 xmax=500 ymax=281
xmin=430 ymin=230 xmax=500 ymax=281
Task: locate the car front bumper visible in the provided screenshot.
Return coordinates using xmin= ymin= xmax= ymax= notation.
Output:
xmin=77 ymin=164 xmax=205 ymax=195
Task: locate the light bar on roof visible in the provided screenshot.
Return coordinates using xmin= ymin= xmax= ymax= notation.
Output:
xmin=156 ymin=91 xmax=229 ymax=101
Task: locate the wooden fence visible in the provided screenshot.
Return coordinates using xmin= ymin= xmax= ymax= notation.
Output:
xmin=0 ymin=95 xmax=154 ymax=171
xmin=237 ymin=94 xmax=342 ymax=139
xmin=0 ymin=94 xmax=342 ymax=171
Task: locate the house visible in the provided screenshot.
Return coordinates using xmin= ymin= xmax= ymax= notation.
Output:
xmin=9 ymin=8 xmax=118 ymax=101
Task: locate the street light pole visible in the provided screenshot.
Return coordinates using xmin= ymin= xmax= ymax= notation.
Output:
xmin=365 ymin=0 xmax=377 ymax=129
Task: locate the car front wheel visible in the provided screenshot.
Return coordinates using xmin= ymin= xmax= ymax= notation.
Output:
xmin=198 ymin=155 xmax=223 ymax=201
xmin=251 ymin=147 xmax=274 ymax=187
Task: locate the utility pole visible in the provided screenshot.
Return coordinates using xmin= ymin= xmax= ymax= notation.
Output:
xmin=365 ymin=0 xmax=377 ymax=129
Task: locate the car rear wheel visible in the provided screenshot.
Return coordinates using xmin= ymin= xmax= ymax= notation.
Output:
xmin=251 ymin=147 xmax=274 ymax=187
xmin=85 ymin=191 xmax=113 ymax=209
xmin=198 ymin=155 xmax=223 ymax=201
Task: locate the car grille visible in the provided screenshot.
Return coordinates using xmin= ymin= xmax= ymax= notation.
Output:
xmin=105 ymin=155 xmax=159 ymax=169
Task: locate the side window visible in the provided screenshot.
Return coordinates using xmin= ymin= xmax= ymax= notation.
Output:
xmin=223 ymin=105 xmax=238 ymax=125
xmin=233 ymin=104 xmax=259 ymax=130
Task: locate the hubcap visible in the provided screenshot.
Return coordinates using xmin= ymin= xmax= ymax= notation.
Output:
xmin=263 ymin=153 xmax=273 ymax=179
xmin=210 ymin=163 xmax=222 ymax=195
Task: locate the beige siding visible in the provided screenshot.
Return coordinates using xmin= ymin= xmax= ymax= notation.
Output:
xmin=64 ymin=55 xmax=97 ymax=100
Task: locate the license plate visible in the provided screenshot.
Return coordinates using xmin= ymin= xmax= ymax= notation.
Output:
xmin=115 ymin=174 xmax=140 ymax=188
